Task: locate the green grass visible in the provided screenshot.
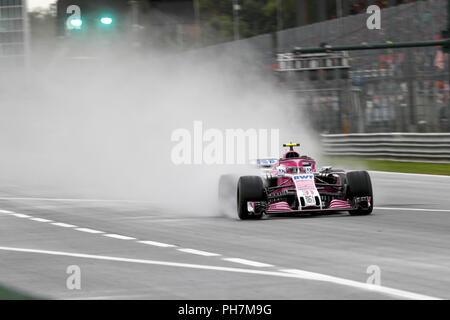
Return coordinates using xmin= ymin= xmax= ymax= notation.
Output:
xmin=322 ymin=157 xmax=450 ymax=176
xmin=0 ymin=285 xmax=36 ymax=300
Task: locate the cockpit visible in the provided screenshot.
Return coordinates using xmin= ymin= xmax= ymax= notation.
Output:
xmin=282 ymin=162 xmax=314 ymax=174
xmin=285 ymin=166 xmax=298 ymax=174
xmin=284 ymin=151 xmax=300 ymax=159
xmin=276 ymin=143 xmax=317 ymax=173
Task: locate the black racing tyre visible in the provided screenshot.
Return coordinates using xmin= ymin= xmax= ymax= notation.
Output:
xmin=346 ymin=171 xmax=373 ymax=216
xmin=218 ymin=174 xmax=238 ymax=216
xmin=237 ymin=176 xmax=265 ymax=220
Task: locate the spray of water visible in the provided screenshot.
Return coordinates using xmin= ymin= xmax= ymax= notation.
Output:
xmin=0 ymin=38 xmax=322 ymax=217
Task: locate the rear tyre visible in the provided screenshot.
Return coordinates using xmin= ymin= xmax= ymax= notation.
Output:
xmin=237 ymin=176 xmax=265 ymax=220
xmin=346 ymin=171 xmax=373 ymax=216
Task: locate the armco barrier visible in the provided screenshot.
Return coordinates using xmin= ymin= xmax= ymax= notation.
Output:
xmin=321 ymin=133 xmax=450 ymax=163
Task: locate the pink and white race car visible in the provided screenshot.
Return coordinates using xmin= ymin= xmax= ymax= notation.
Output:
xmin=218 ymin=143 xmax=373 ymax=220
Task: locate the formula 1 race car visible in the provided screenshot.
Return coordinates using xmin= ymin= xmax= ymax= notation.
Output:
xmin=218 ymin=143 xmax=373 ymax=220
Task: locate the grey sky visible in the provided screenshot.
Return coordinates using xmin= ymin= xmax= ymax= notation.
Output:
xmin=28 ymin=0 xmax=56 ymax=10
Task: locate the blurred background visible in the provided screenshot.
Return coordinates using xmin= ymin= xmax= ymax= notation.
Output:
xmin=2 ymin=0 xmax=448 ymax=135
xmin=1 ymin=0 xmax=450 ymax=171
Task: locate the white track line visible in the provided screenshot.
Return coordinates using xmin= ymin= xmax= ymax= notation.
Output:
xmin=376 ymin=207 xmax=450 ymax=213
xmin=68 ymin=294 xmax=154 ymax=300
xmin=30 ymin=218 xmax=53 ymax=223
xmin=75 ymin=228 xmax=104 ymax=234
xmin=279 ymin=269 xmax=438 ymax=300
xmin=11 ymin=213 xmax=31 ymax=218
xmin=51 ymin=222 xmax=77 ymax=228
xmin=0 ymin=246 xmax=440 ymax=300
xmin=103 ymin=234 xmax=136 ymax=240
xmin=138 ymin=241 xmax=177 ymax=248
xmin=369 ymin=170 xmax=450 ymax=179
xmin=177 ymin=248 xmax=221 ymax=257
xmin=222 ymin=258 xmax=274 ymax=268
xmin=0 ymin=209 xmax=14 ymax=214
xmin=0 ymin=197 xmax=153 ymax=203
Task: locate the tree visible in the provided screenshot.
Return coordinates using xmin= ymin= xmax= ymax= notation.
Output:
xmin=28 ymin=3 xmax=58 ymax=53
xmin=199 ymin=0 xmax=297 ymax=45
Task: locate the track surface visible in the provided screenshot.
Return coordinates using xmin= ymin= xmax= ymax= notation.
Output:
xmin=0 ymin=171 xmax=449 ymax=300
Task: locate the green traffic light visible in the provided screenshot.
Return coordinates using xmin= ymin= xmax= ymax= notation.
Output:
xmin=100 ymin=17 xmax=113 ymax=25
xmin=70 ymin=18 xmax=83 ymax=28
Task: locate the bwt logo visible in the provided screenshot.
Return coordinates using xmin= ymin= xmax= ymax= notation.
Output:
xmin=171 ymin=121 xmax=280 ymax=165
xmin=293 ymin=175 xmax=314 ymax=180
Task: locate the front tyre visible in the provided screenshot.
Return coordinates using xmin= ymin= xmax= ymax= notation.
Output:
xmin=237 ymin=176 xmax=265 ymax=220
xmin=346 ymin=171 xmax=373 ymax=216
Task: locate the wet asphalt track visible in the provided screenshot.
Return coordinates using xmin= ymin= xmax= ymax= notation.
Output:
xmin=0 ymin=171 xmax=449 ymax=300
